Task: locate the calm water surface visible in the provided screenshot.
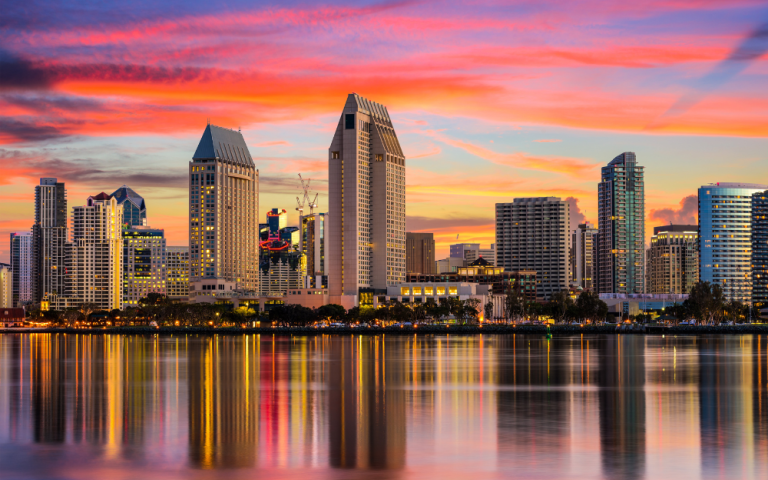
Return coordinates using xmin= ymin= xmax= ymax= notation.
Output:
xmin=1 ymin=334 xmax=767 ymax=480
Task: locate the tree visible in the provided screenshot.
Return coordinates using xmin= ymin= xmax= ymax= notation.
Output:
xmin=688 ymin=281 xmax=726 ymax=325
xmin=316 ymin=304 xmax=347 ymax=323
xmin=463 ymin=298 xmax=481 ymax=324
xmin=269 ymin=304 xmax=315 ymax=326
xmin=79 ymin=302 xmax=98 ymax=321
xmin=359 ymin=306 xmax=376 ymax=324
xmin=62 ymin=309 xmax=81 ymax=327
xmin=549 ymin=290 xmax=573 ymax=324
xmin=484 ymin=301 xmax=494 ymax=323
xmin=505 ymin=283 xmax=526 ymax=323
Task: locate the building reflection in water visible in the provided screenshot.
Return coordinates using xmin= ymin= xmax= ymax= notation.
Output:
xmin=598 ymin=335 xmax=646 ymax=480
xmin=31 ymin=334 xmax=66 ymax=443
xmin=327 ymin=336 xmax=406 ymax=470
xmin=188 ymin=335 xmax=260 ymax=469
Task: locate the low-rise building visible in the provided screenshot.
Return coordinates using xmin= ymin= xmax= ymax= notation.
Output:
xmin=0 ymin=307 xmax=25 ymax=327
xmin=373 ymin=282 xmax=505 ymax=321
xmin=409 ymin=258 xmax=536 ymax=299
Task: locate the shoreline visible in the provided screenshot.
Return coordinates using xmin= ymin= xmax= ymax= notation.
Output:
xmin=2 ymin=324 xmax=768 ymax=335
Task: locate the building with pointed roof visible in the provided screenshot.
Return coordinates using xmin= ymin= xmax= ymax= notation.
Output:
xmin=328 ymin=93 xmax=406 ymax=307
xmin=188 ymin=124 xmax=259 ymax=298
xmin=110 ymin=185 xmax=147 ymax=227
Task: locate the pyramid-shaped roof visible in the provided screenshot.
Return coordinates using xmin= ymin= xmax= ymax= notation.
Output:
xmin=110 ymin=185 xmax=146 ymax=210
xmin=468 ymin=257 xmax=491 ymax=267
xmin=193 ymin=124 xmax=254 ymax=167
xmin=91 ymin=192 xmax=111 ymax=201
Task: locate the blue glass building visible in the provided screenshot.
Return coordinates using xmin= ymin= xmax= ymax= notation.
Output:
xmin=698 ymin=183 xmax=768 ymax=302
xmin=110 ymin=185 xmax=147 ymax=227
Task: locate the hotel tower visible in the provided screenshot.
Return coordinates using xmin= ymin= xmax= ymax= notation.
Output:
xmin=189 ymin=124 xmax=259 ymax=295
xmin=328 ymin=94 xmax=406 ymax=305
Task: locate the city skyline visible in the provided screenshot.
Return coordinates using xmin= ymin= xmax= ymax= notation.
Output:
xmin=2 ymin=2 xmax=768 ymax=263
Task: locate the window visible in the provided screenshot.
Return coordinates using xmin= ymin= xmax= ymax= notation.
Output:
xmin=413 ymin=287 xmax=422 ymax=295
xmin=332 ymin=151 xmax=340 ymax=159
xmin=345 ymin=114 xmax=355 ymax=129
xmin=449 ymin=286 xmax=458 ymax=295
xmin=424 ymin=286 xmax=433 ymax=295
xmin=437 ymin=286 xmax=445 ymax=296
xmin=401 ymin=287 xmax=410 ymax=296
xmin=376 ymin=154 xmax=383 ymax=162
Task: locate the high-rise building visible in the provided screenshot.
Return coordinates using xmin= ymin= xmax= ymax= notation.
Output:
xmin=0 ymin=264 xmax=11 ymax=308
xmin=122 ymin=226 xmax=166 ymax=307
xmin=259 ymin=209 xmax=306 ymax=296
xmin=189 ymin=124 xmax=259 ymax=294
xmin=597 ymin=152 xmax=645 ymax=294
xmin=450 ymin=243 xmax=495 ymax=266
xmin=32 ymin=178 xmax=68 ymax=303
xmin=646 ymin=225 xmax=698 ymax=295
xmin=110 ymin=185 xmax=147 ymax=227
xmin=10 ymin=231 xmax=33 ymax=306
xmin=66 ymin=193 xmax=124 ymax=310
xmin=406 ymin=232 xmax=435 ymax=274
xmin=699 ymin=183 xmax=768 ymax=302
xmin=166 ymin=246 xmax=190 ymax=301
xmin=496 ymin=197 xmax=569 ymax=300
xmin=300 ymin=213 xmax=328 ymax=288
xmin=571 ymin=222 xmax=597 ymax=291
xmin=753 ymin=191 xmax=768 ymax=307
xmin=328 ymin=94 xmax=406 ymax=305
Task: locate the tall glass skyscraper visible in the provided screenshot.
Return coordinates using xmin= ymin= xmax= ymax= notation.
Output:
xmin=698 ymin=183 xmax=768 ymax=302
xmin=751 ymin=190 xmax=768 ymax=307
xmin=110 ymin=185 xmax=147 ymax=227
xmin=32 ymin=178 xmax=68 ymax=303
xmin=597 ymin=152 xmax=645 ymax=294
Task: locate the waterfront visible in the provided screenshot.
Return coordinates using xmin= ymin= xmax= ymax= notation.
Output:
xmin=1 ymin=334 xmax=767 ymax=479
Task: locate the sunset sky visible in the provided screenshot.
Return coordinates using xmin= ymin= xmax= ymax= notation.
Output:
xmin=2 ymin=0 xmax=768 ymax=263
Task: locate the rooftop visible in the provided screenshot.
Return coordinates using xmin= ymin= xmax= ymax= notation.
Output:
xmin=193 ymin=124 xmax=254 ymax=167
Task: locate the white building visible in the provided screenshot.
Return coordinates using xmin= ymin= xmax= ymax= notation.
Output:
xmin=122 ymin=226 xmax=166 ymax=307
xmin=435 ymin=256 xmax=465 ymax=274
xmin=189 ymin=124 xmax=259 ymax=296
xmin=166 ymin=246 xmax=190 ymax=300
xmin=10 ymin=231 xmax=33 ymax=306
xmin=496 ymin=197 xmax=570 ymax=300
xmin=0 ymin=264 xmax=12 ymax=308
xmin=572 ymin=222 xmax=597 ymax=291
xmin=65 ymin=192 xmax=124 ymax=310
xmin=373 ymin=282 xmax=505 ymax=322
xmin=328 ymin=93 xmax=406 ymax=307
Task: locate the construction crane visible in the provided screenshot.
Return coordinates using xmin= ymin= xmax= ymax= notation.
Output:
xmin=296 ymin=174 xmax=319 ymax=217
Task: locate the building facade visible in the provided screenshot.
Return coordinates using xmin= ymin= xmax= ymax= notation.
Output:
xmin=189 ymin=124 xmax=259 ymax=295
xmin=572 ymin=222 xmax=597 ymax=291
xmin=166 ymin=246 xmax=190 ymax=300
xmin=450 ymin=243 xmax=495 ymax=266
xmin=10 ymin=231 xmax=33 ymax=306
xmin=122 ymin=226 xmax=166 ymax=307
xmin=408 ymin=259 xmax=537 ymax=299
xmin=646 ymin=225 xmax=698 ymax=295
xmin=496 ymin=197 xmax=569 ymax=300
xmin=435 ymin=257 xmax=465 ymax=274
xmin=259 ymin=209 xmax=306 ymax=296
xmin=699 ymin=183 xmax=768 ymax=302
xmin=328 ymin=93 xmax=406 ymax=304
xmin=597 ymin=152 xmax=645 ymax=294
xmin=406 ymin=232 xmax=436 ymax=274
xmin=752 ymin=190 xmax=768 ymax=307
xmin=32 ymin=178 xmax=68 ymax=303
xmin=300 ymin=213 xmax=328 ymax=288
xmin=66 ymin=193 xmax=124 ymax=310
xmin=0 ymin=264 xmax=12 ymax=308
xmin=111 ymin=185 xmax=147 ymax=227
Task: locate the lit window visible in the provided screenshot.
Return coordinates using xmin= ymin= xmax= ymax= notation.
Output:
xmin=437 ymin=286 xmax=445 ymax=296
xmin=401 ymin=287 xmax=410 ymax=296
xmin=449 ymin=286 xmax=458 ymax=295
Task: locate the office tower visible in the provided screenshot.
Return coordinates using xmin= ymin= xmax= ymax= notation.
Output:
xmin=66 ymin=193 xmax=124 ymax=310
xmin=122 ymin=226 xmax=166 ymax=307
xmin=699 ymin=183 xmax=767 ymax=302
xmin=328 ymin=93 xmax=406 ymax=305
xmin=259 ymin=209 xmax=306 ymax=296
xmin=189 ymin=124 xmax=259 ymax=293
xmin=10 ymin=232 xmax=33 ymax=306
xmin=435 ymin=256 xmax=465 ymax=274
xmin=32 ymin=178 xmax=67 ymax=303
xmin=0 ymin=264 xmax=11 ymax=307
xmin=572 ymin=222 xmax=597 ymax=290
xmin=110 ymin=185 xmax=147 ymax=227
xmin=751 ymin=190 xmax=768 ymax=306
xmin=450 ymin=243 xmax=479 ymax=260
xmin=406 ymin=232 xmax=435 ymax=274
xmin=166 ymin=246 xmax=190 ymax=300
xmin=597 ymin=152 xmax=645 ymax=294
xmin=646 ymin=225 xmax=698 ymax=294
xmin=449 ymin=242 xmax=496 ymax=266
xmin=300 ymin=212 xmax=328 ymax=288
xmin=495 ymin=197 xmax=569 ymax=300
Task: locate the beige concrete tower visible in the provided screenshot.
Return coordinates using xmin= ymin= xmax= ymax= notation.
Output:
xmin=189 ymin=124 xmax=259 ymax=294
xmin=328 ymin=94 xmax=406 ymax=304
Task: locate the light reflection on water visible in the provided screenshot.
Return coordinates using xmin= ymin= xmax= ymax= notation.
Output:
xmin=0 ymin=334 xmax=767 ymax=479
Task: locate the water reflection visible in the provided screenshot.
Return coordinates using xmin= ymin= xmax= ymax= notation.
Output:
xmin=1 ymin=334 xmax=768 ymax=479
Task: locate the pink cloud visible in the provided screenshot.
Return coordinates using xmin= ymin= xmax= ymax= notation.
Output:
xmin=649 ymin=195 xmax=698 ymax=225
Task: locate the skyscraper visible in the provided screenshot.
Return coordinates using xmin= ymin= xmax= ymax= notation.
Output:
xmin=646 ymin=225 xmax=698 ymax=294
xmin=122 ymin=226 xmax=166 ymax=307
xmin=300 ymin=212 xmax=328 ymax=288
xmin=32 ymin=178 xmax=67 ymax=303
xmin=699 ymin=183 xmax=767 ymax=302
xmin=189 ymin=124 xmax=259 ymax=294
xmin=495 ymin=197 xmax=569 ymax=300
xmin=10 ymin=231 xmax=33 ymax=306
xmin=110 ymin=185 xmax=147 ymax=227
xmin=0 ymin=264 xmax=11 ymax=308
xmin=597 ymin=152 xmax=645 ymax=294
xmin=258 ymin=208 xmax=305 ymax=296
xmin=449 ymin=243 xmax=496 ymax=266
xmin=572 ymin=222 xmax=597 ymax=291
xmin=66 ymin=193 xmax=124 ymax=310
xmin=753 ymin=190 xmax=768 ymax=307
xmin=328 ymin=94 xmax=406 ymax=305
xmin=406 ymin=232 xmax=435 ymax=274
xmin=165 ymin=246 xmax=190 ymax=300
